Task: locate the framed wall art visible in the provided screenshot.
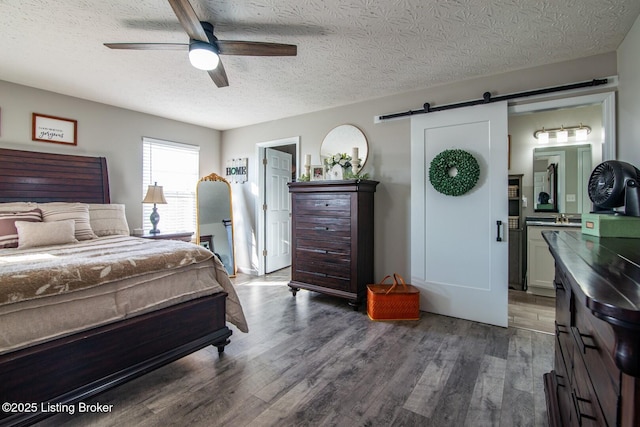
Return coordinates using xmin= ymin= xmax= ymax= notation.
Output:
xmin=32 ymin=113 xmax=77 ymax=146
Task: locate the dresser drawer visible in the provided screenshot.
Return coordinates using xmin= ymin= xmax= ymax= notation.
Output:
xmin=295 ymin=216 xmax=351 ymax=240
xmin=571 ymin=346 xmax=608 ymax=427
xmin=573 ymin=302 xmax=620 ymax=427
xmin=293 ymin=194 xmax=351 ymax=216
xmin=554 ymin=345 xmax=574 ymax=427
xmin=296 ymin=249 xmax=350 ymax=277
xmin=293 ymin=270 xmax=351 ymax=292
xmin=555 ymin=276 xmax=574 ymax=370
xmin=297 ymin=238 xmax=350 ymax=255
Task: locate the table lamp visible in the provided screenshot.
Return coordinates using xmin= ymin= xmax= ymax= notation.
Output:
xmin=142 ymin=182 xmax=167 ymax=234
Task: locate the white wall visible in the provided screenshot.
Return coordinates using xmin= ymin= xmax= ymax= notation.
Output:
xmin=222 ymin=53 xmax=617 ymax=277
xmin=618 ymin=14 xmax=640 ymax=165
xmin=0 ymin=80 xmax=221 ymax=230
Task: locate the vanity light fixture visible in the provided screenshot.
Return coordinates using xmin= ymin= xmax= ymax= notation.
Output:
xmin=557 ymin=126 xmax=568 ymax=143
xmin=575 ymin=124 xmax=589 ymax=141
xmin=533 ymin=123 xmax=591 ymax=144
xmin=537 ymin=128 xmax=549 ymax=144
xmin=188 ymin=40 xmax=219 ymax=70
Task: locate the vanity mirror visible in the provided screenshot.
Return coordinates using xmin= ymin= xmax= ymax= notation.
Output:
xmin=196 ymin=173 xmax=236 ymax=277
xmin=320 ymin=124 xmax=369 ymax=172
xmin=533 ymin=144 xmax=593 ymax=213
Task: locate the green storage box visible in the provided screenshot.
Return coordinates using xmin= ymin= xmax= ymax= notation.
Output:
xmin=581 ymin=213 xmax=640 ymax=238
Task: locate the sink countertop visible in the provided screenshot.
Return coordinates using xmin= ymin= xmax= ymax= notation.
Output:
xmin=526 ymin=220 xmax=581 ymax=228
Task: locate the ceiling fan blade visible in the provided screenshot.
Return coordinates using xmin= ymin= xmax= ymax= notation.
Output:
xmin=104 ymin=43 xmax=187 ymax=50
xmin=167 ymin=0 xmax=208 ymax=42
xmin=208 ymin=61 xmax=229 ymax=88
xmin=217 ymin=41 xmax=297 ymax=56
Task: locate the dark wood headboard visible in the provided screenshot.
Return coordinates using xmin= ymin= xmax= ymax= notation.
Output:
xmin=0 ymin=148 xmax=110 ymax=203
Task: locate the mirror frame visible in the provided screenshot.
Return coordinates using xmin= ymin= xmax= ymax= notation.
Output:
xmin=196 ymin=173 xmax=236 ymax=277
xmin=320 ymin=124 xmax=369 ymax=170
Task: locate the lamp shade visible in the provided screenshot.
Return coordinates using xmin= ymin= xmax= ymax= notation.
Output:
xmin=143 ymin=183 xmax=167 ymax=204
xmin=189 ymin=41 xmax=219 ymax=70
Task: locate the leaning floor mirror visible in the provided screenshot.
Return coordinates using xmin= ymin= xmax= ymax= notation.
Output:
xmin=196 ymin=173 xmax=236 ymax=277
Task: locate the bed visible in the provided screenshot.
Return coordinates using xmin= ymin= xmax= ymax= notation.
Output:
xmin=0 ymin=148 xmax=247 ymax=426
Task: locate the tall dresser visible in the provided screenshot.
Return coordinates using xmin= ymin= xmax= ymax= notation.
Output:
xmin=542 ymin=231 xmax=640 ymax=427
xmin=288 ymin=179 xmax=379 ymax=308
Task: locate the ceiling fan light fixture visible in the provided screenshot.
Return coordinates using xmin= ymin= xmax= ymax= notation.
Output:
xmin=189 ymin=41 xmax=219 ymax=70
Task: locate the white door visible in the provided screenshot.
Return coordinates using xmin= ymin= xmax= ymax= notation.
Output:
xmin=411 ymin=101 xmax=509 ymax=327
xmin=265 ymin=148 xmax=292 ymax=273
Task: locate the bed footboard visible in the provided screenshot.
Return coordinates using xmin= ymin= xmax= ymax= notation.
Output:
xmin=0 ymin=293 xmax=230 ymax=427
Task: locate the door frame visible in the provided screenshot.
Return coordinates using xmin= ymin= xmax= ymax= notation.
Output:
xmin=255 ymin=136 xmax=300 ymax=276
xmin=508 ymin=90 xmax=617 ymax=162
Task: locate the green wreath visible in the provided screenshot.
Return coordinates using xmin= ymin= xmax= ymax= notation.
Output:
xmin=428 ymin=149 xmax=480 ymax=196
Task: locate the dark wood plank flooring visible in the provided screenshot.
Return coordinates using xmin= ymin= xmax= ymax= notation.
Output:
xmin=36 ymin=272 xmax=553 ymax=426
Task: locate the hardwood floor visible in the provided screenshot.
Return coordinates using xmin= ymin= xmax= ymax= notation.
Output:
xmin=508 ymin=290 xmax=555 ymax=335
xmin=36 ymin=272 xmax=553 ymax=427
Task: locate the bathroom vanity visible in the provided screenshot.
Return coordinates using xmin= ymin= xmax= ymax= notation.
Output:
xmin=526 ymin=218 xmax=581 ymax=297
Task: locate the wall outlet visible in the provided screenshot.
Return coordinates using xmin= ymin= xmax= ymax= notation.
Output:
xmin=522 ymin=196 xmax=527 ymax=208
xmin=566 ymin=194 xmax=576 ymax=202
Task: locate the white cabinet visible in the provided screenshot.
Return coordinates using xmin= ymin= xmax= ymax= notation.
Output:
xmin=526 ymin=225 xmax=568 ymax=297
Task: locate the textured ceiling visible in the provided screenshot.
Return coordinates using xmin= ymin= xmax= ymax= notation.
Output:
xmin=0 ymin=0 xmax=638 ymax=130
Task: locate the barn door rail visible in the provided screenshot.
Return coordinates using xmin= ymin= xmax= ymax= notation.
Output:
xmin=377 ymin=78 xmax=609 ymax=121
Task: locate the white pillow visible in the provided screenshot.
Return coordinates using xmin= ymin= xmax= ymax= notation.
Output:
xmin=16 ymin=219 xmax=78 ymax=249
xmin=38 ymin=202 xmax=97 ymax=241
xmin=88 ymin=204 xmax=130 ymax=236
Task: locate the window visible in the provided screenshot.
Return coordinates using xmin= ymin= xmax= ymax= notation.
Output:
xmin=142 ymin=137 xmax=199 ymax=234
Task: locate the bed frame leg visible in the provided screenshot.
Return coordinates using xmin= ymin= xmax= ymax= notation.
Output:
xmin=214 ymin=339 xmax=231 ymax=354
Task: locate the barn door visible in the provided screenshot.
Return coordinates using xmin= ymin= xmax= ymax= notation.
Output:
xmin=410 ymin=101 xmax=509 ymax=327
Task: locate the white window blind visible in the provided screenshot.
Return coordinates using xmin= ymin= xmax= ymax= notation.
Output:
xmin=142 ymin=137 xmax=199 ymax=234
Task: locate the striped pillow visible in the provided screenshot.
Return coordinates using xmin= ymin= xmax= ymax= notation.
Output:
xmin=0 ymin=209 xmax=43 ymax=248
xmin=88 ymin=204 xmax=130 ymax=236
xmin=38 ymin=203 xmax=97 ymax=241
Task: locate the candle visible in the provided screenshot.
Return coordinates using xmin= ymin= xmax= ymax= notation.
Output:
xmin=305 ymin=154 xmax=311 ymax=166
xmin=352 ymin=147 xmax=359 ymax=162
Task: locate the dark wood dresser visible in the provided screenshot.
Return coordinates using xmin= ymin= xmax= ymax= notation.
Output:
xmin=287 ymin=179 xmax=379 ymax=308
xmin=542 ymin=230 xmax=640 ymax=427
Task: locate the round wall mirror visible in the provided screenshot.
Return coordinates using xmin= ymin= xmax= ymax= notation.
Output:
xmin=320 ymin=124 xmax=369 ymax=169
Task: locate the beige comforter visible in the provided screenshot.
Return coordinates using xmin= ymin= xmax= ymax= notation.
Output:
xmin=0 ymin=236 xmax=248 ymax=333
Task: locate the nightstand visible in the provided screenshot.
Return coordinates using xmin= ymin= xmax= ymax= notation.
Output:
xmin=140 ymin=231 xmax=193 ymax=242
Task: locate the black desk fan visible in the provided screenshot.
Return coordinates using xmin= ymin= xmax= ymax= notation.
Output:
xmin=588 ymin=160 xmax=640 ymax=216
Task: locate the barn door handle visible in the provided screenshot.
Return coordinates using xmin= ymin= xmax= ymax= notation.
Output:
xmin=496 ymin=220 xmax=503 ymax=241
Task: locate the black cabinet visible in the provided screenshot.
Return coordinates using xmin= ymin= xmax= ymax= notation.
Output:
xmin=508 ymin=174 xmax=524 ymax=289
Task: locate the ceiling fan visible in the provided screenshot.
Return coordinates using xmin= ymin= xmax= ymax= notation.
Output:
xmin=104 ymin=0 xmax=297 ymax=87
